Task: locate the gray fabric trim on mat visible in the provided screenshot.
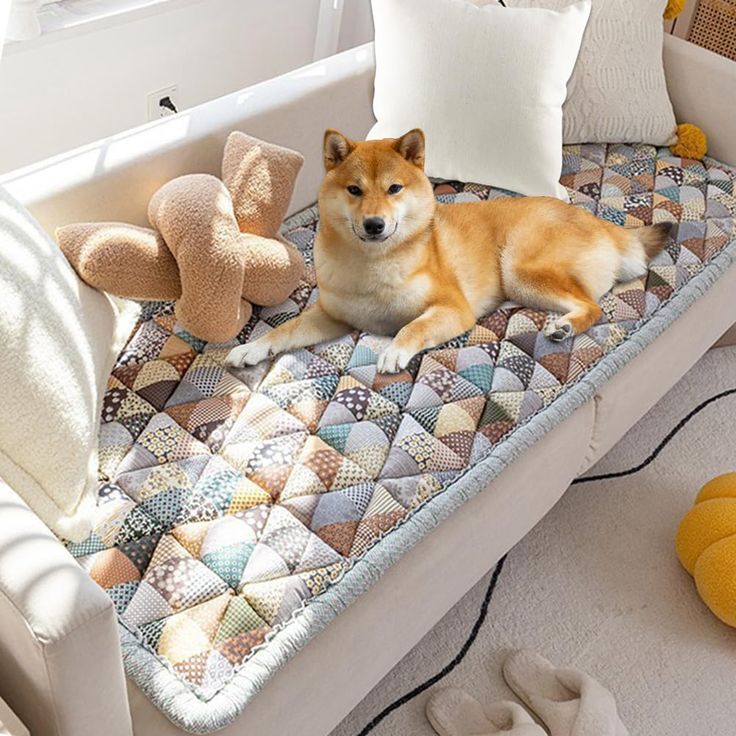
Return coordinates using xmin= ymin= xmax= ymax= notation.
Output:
xmin=119 ymin=237 xmax=736 ymax=734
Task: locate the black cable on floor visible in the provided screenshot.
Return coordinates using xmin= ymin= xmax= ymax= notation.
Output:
xmin=356 ymin=556 xmax=507 ymax=736
xmin=573 ymin=387 xmax=736 ymax=485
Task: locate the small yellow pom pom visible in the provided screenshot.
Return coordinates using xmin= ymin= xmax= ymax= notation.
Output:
xmin=670 ymin=123 xmax=708 ymax=160
xmin=664 ymin=0 xmax=687 ymax=20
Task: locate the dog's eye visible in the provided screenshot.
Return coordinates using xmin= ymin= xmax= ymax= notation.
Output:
xmin=347 ymin=185 xmax=362 ymax=196
xmin=387 ymin=184 xmax=403 ymax=195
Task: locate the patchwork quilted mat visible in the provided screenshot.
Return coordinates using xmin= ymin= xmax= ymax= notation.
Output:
xmin=67 ymin=144 xmax=736 ymax=732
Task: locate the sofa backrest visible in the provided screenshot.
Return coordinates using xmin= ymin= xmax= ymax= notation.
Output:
xmin=2 ymin=35 xmax=734 ymax=239
xmin=0 ymin=43 xmax=376 ymax=236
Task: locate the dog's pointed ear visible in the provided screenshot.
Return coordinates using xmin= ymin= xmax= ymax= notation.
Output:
xmin=323 ymin=129 xmax=355 ymax=171
xmin=393 ymin=129 xmax=425 ymax=168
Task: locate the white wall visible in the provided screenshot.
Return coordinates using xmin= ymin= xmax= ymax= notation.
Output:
xmin=0 ymin=0 xmax=322 ymax=173
xmin=338 ymin=0 xmax=373 ymax=53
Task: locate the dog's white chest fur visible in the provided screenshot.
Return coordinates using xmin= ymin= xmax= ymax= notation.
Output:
xmin=316 ymin=245 xmax=430 ymax=336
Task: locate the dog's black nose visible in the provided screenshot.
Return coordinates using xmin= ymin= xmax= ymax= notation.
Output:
xmin=363 ymin=217 xmax=386 ymax=237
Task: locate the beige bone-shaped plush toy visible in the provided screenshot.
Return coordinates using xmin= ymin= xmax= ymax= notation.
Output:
xmin=57 ymin=132 xmax=305 ymax=343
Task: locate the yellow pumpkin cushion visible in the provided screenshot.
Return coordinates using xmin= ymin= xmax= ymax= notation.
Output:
xmin=676 ymin=473 xmax=736 ymax=626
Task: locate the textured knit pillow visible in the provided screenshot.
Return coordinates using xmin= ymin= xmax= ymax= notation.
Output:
xmin=0 ymin=187 xmax=139 ymax=541
xmin=369 ymin=0 xmax=591 ymax=199
xmin=507 ymin=0 xmax=678 ymax=145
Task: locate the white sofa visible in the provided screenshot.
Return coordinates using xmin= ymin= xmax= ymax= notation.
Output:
xmin=0 ymin=36 xmax=735 ymax=736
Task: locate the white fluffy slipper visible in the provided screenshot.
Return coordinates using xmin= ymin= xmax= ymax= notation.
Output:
xmin=426 ymin=687 xmax=545 ymax=736
xmin=502 ymin=650 xmax=630 ymax=736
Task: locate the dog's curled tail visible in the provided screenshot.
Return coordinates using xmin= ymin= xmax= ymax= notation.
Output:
xmin=634 ymin=222 xmax=673 ymax=260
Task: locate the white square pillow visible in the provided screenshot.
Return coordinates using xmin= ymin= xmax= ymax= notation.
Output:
xmin=368 ymin=0 xmax=592 ymax=199
xmin=508 ymin=0 xmax=678 ymax=145
xmin=0 ymin=187 xmax=139 ymax=541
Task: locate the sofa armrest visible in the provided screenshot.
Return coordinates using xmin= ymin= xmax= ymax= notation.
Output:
xmin=0 ymin=481 xmax=132 ymax=736
xmin=0 ymin=694 xmax=29 ymax=736
xmin=664 ymin=34 xmax=736 ymax=166
xmin=0 ymin=44 xmax=376 ymax=236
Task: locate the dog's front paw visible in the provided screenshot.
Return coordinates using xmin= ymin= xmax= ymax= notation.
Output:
xmin=377 ymin=342 xmax=416 ymax=374
xmin=544 ymin=319 xmax=574 ymax=343
xmin=225 ymin=339 xmax=272 ymax=368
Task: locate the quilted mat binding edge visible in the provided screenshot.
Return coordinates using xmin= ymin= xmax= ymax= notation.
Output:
xmin=117 ymin=219 xmax=736 ymax=733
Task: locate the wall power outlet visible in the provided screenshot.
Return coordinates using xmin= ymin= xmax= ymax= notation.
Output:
xmin=147 ymin=85 xmax=179 ymax=121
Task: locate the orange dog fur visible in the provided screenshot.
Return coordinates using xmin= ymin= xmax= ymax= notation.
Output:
xmin=227 ymin=129 xmax=670 ymax=373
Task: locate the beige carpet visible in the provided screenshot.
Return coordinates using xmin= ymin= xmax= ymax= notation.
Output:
xmin=332 ymin=346 xmax=736 ymax=736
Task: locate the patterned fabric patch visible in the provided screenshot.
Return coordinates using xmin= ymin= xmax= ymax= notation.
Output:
xmin=68 ymin=144 xmax=736 ymax=702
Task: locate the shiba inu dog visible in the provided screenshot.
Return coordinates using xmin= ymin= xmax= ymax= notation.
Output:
xmin=226 ymin=129 xmax=670 ymax=373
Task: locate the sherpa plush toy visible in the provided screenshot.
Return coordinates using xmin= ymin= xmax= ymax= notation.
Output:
xmin=57 ymin=132 xmax=305 ymax=343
